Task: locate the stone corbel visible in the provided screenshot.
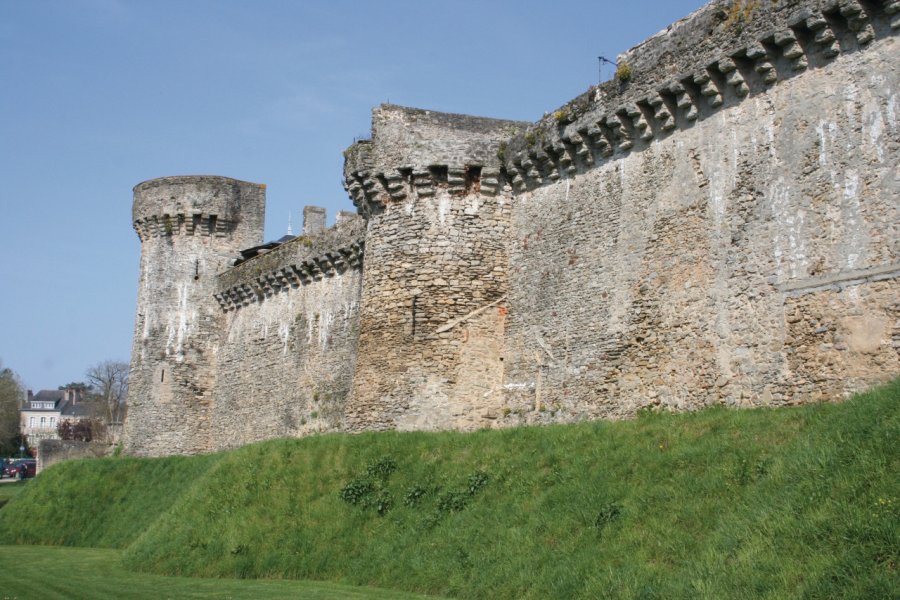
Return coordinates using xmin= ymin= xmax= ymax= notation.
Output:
xmin=774 ymin=30 xmax=808 ymax=71
xmin=746 ymin=43 xmax=778 ymax=85
xmin=806 ymin=15 xmax=840 ymax=58
xmin=605 ymin=113 xmax=632 ymax=151
xmin=695 ymin=71 xmax=723 ymax=108
xmin=480 ymin=168 xmax=501 ymax=196
xmin=886 ymin=0 xmax=900 ymax=29
xmin=718 ymin=58 xmax=749 ymax=97
xmin=672 ymin=81 xmax=699 ymax=121
xmin=839 ymin=0 xmax=875 ymax=44
xmin=649 ymin=93 xmax=676 ymax=132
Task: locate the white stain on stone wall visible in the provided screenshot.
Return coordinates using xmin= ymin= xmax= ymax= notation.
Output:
xmin=438 ymin=194 xmax=451 ymax=225
xmin=886 ymin=93 xmax=897 ymax=130
xmin=842 ymin=170 xmax=862 ymax=270
xmin=770 ymin=177 xmax=807 ymax=281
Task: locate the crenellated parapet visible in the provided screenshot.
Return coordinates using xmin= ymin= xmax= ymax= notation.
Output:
xmin=342 ymin=105 xmax=528 ymax=215
xmin=214 ymin=214 xmax=365 ymax=312
xmin=501 ymin=0 xmax=899 ymax=192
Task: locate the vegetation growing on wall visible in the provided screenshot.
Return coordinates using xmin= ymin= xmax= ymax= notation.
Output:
xmin=614 ymin=61 xmax=632 ymax=83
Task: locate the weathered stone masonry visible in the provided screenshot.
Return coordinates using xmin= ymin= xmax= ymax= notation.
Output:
xmin=343 ymin=106 xmax=526 ymax=431
xmin=126 ymin=176 xmax=266 ymax=455
xmin=210 ymin=216 xmax=365 ymax=449
xmin=124 ymin=0 xmax=899 ymax=455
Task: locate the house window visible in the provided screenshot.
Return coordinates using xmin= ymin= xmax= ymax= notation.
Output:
xmin=29 ymin=417 xmax=36 ymax=428
xmin=50 ymin=417 xmax=56 ymax=428
xmin=40 ymin=417 xmax=46 ymax=428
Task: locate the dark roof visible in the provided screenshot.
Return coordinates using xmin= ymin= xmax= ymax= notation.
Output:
xmin=231 ymin=236 xmax=296 ymax=267
xmin=25 ymin=390 xmax=63 ymax=411
xmin=60 ymin=401 xmax=92 ymax=418
xmin=23 ymin=390 xmax=92 ymax=417
xmin=33 ymin=390 xmax=64 ymax=402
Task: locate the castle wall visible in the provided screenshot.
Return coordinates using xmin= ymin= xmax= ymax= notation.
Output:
xmin=208 ymin=217 xmax=365 ymax=449
xmin=501 ymin=5 xmax=898 ymax=421
xmin=124 ymin=176 xmax=265 ymax=456
xmin=122 ymin=0 xmax=899 ymax=457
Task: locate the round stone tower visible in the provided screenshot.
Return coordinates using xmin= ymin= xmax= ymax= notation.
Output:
xmin=123 ymin=176 xmax=265 ymax=456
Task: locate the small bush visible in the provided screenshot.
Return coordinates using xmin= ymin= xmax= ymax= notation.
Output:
xmin=615 ymin=62 xmax=632 ymax=83
xmin=466 ymin=470 xmax=489 ymax=495
xmin=437 ymin=490 xmax=470 ymax=513
xmin=339 ymin=478 xmax=374 ymax=505
xmin=372 ymin=490 xmax=393 ymax=516
xmin=553 ymin=109 xmax=570 ymax=124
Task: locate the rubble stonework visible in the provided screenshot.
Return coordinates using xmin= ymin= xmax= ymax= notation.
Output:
xmin=124 ymin=0 xmax=899 ymax=455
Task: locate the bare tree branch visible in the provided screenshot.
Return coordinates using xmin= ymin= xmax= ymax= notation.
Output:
xmin=85 ymin=360 xmax=129 ymax=426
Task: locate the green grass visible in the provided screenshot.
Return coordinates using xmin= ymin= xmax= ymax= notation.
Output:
xmin=0 ymin=546 xmax=440 ymax=599
xmin=0 ymin=481 xmax=28 ymax=509
xmin=0 ymin=380 xmax=897 ymax=599
xmin=0 ymin=453 xmax=222 ymax=547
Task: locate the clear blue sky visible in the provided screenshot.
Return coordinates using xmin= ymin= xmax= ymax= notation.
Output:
xmin=0 ymin=0 xmax=707 ymax=391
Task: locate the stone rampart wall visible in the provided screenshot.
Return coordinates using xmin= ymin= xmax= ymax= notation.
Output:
xmin=37 ymin=439 xmax=109 ymax=474
xmin=502 ymin=16 xmax=898 ymax=422
xmin=123 ymin=0 xmax=898 ymax=456
xmin=208 ymin=217 xmax=365 ymax=449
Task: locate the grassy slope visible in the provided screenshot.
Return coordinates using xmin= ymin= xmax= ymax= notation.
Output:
xmin=1 ymin=381 xmax=897 ymax=599
xmin=0 ymin=481 xmax=28 ymax=508
xmin=0 ymin=453 xmax=222 ymax=547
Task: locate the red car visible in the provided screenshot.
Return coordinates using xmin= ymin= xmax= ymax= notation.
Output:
xmin=2 ymin=459 xmax=36 ymax=479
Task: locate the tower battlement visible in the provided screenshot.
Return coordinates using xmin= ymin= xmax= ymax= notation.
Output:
xmin=343 ymin=105 xmax=527 ymax=215
xmin=132 ymin=176 xmax=266 ymax=243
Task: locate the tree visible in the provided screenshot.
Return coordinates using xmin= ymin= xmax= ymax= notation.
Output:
xmin=57 ymin=418 xmax=104 ymax=442
xmin=0 ymin=361 xmax=25 ymax=456
xmin=85 ymin=360 xmax=129 ymax=425
xmin=57 ymin=382 xmax=90 ymax=392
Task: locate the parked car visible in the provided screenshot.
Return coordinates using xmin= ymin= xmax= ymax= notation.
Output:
xmin=2 ymin=459 xmax=36 ymax=479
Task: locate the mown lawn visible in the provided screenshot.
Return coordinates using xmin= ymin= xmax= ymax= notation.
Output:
xmin=0 ymin=546 xmax=442 ymax=600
